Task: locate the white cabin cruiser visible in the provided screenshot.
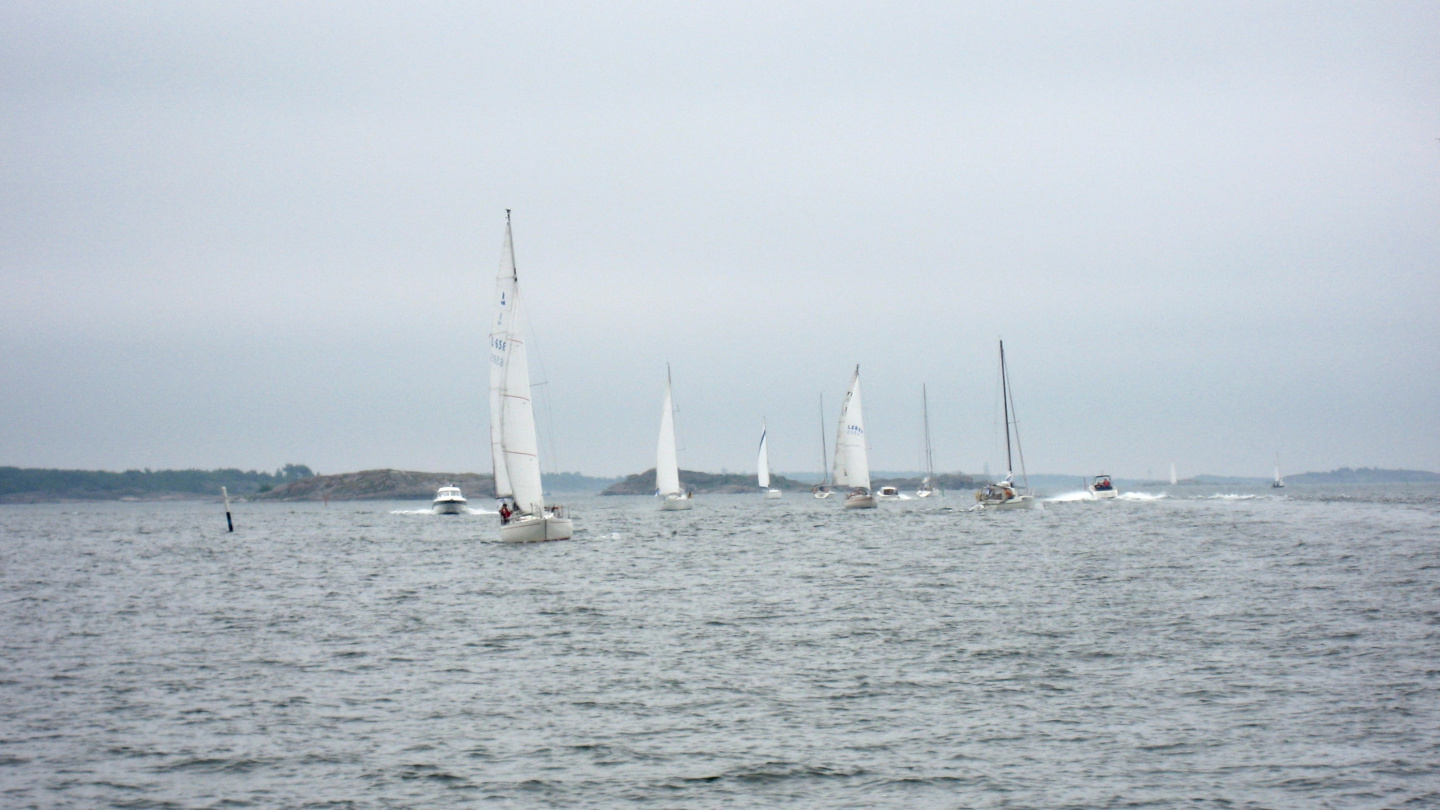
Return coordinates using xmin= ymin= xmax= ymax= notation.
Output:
xmin=1086 ymin=474 xmax=1118 ymax=499
xmin=876 ymin=486 xmax=901 ymax=500
xmin=432 ymin=485 xmax=468 ymax=514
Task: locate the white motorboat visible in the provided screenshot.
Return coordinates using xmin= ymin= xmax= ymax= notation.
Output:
xmin=974 ymin=340 xmax=1037 ymax=511
xmin=917 ymin=383 xmax=940 ymax=498
xmin=1086 ymin=474 xmax=1118 ymax=499
xmin=657 ymin=365 xmax=694 ymax=511
xmin=834 ymin=365 xmax=877 ymax=509
xmin=757 ymin=423 xmax=782 ymax=500
xmin=877 ymin=486 xmax=901 ymax=499
xmin=432 ymin=485 xmax=468 ymax=514
xmin=813 ymin=393 xmax=834 ymax=498
xmin=489 ymin=211 xmax=573 ymax=542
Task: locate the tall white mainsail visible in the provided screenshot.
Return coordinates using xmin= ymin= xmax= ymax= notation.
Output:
xmin=1170 ymin=463 xmax=1178 ymax=486
xmin=656 ymin=367 xmax=682 ymax=497
xmin=489 ymin=216 xmax=545 ymax=516
xmin=832 ymin=365 xmax=870 ymax=491
xmin=757 ymin=424 xmax=771 ymax=489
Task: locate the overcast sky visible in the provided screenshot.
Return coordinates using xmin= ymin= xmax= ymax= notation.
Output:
xmin=3 ymin=2 xmax=1438 ymax=480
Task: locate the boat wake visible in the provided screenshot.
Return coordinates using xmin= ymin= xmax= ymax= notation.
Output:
xmin=1206 ymin=494 xmax=1257 ymax=500
xmin=1048 ymin=490 xmax=1168 ymax=503
xmin=389 ymin=507 xmax=496 ymax=515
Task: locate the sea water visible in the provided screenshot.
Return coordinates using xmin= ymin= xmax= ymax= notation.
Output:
xmin=2 ymin=486 xmax=1437 ymax=807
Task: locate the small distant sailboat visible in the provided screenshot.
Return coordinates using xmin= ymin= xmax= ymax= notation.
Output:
xmin=834 ymin=365 xmax=877 ymax=509
xmin=656 ymin=364 xmax=694 ymax=511
xmin=757 ymin=422 xmax=782 ymax=500
xmin=1170 ymin=463 xmax=1178 ymax=486
xmin=917 ymin=383 xmax=939 ymax=498
xmin=813 ymin=393 xmax=834 ymax=499
xmin=432 ymin=485 xmax=467 ymax=514
xmin=974 ymin=340 xmax=1036 ymax=510
xmin=489 ymin=211 xmax=573 ymax=542
xmin=1272 ymin=452 xmax=1285 ymax=489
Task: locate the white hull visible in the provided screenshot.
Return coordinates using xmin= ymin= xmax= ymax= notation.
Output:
xmin=1086 ymin=487 xmax=1118 ymax=500
xmin=916 ymin=488 xmax=935 ymax=498
xmin=813 ymin=489 xmax=833 ymax=499
xmin=432 ymin=499 xmax=468 ymax=514
xmin=977 ymin=495 xmax=1036 ymax=510
xmin=660 ymin=494 xmax=694 ymax=511
xmin=763 ymin=489 xmax=782 ymax=500
xmin=844 ymin=494 xmax=877 ymax=509
xmin=500 ymin=514 xmax=573 ymax=542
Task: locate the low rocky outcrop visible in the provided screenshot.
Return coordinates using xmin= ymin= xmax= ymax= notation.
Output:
xmin=255 ymin=469 xmax=494 ymax=501
xmin=600 ymin=468 xmax=815 ymax=495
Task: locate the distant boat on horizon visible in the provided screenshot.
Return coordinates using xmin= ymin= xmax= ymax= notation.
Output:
xmin=1273 ymin=452 xmax=1285 ymax=488
xmin=917 ymin=384 xmax=939 ymax=498
xmin=657 ymin=364 xmax=694 ymax=511
xmin=813 ymin=393 xmax=834 ymax=499
xmin=757 ymin=422 xmax=782 ymax=500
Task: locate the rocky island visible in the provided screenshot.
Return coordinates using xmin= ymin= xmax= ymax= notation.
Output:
xmin=255 ymin=469 xmax=494 ymax=501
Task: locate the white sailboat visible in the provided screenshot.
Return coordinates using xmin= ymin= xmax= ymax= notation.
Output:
xmin=489 ymin=211 xmax=573 ymax=542
xmin=656 ymin=364 xmax=693 ymax=510
xmin=917 ymin=383 xmax=939 ymax=498
xmin=758 ymin=422 xmax=782 ymax=500
xmin=1169 ymin=463 xmax=1178 ymax=486
xmin=974 ymin=340 xmax=1036 ymax=510
xmin=813 ymin=393 xmax=834 ymax=498
xmin=1272 ymin=452 xmax=1285 ymax=489
xmin=834 ymin=365 xmax=877 ymax=509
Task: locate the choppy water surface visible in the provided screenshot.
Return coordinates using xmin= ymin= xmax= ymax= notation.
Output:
xmin=2 ymin=486 xmax=1438 ymax=807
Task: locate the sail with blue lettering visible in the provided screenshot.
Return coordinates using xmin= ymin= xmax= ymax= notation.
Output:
xmin=832 ymin=365 xmax=870 ymax=490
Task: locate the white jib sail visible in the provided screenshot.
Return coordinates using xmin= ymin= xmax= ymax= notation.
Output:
xmin=757 ymin=425 xmax=771 ymax=489
xmin=489 ymin=218 xmax=544 ymax=516
xmin=1170 ymin=463 xmax=1178 ymax=486
xmin=656 ymin=377 xmax=682 ymax=496
xmin=832 ymin=366 xmax=870 ymax=490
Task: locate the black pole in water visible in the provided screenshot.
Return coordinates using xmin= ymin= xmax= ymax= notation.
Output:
xmin=222 ymin=486 xmax=234 ymax=532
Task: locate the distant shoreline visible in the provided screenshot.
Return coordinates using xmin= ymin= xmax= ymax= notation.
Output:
xmin=2 ymin=466 xmax=1434 ymax=503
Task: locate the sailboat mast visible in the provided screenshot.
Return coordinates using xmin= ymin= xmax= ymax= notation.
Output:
xmin=1000 ymin=340 xmax=1013 ymax=475
xmin=922 ymin=383 xmax=934 ymax=479
xmin=819 ymin=393 xmax=829 ymax=486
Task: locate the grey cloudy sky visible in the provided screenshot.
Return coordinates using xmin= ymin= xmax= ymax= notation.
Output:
xmin=3 ymin=2 xmax=1438 ymax=480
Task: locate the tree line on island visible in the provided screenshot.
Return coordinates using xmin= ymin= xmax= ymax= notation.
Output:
xmin=0 ymin=465 xmax=315 ymax=503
